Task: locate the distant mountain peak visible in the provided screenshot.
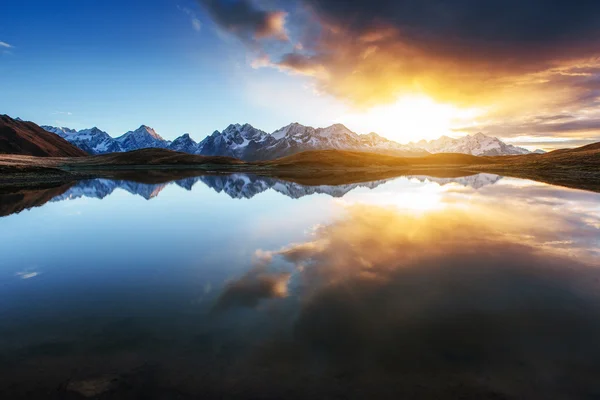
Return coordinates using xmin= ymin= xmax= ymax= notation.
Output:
xmin=133 ymin=124 xmax=162 ymax=138
xmin=420 ymin=132 xmax=530 ymax=156
xmin=331 ymin=123 xmax=349 ymax=129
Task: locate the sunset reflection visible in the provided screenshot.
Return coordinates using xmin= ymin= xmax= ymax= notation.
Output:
xmin=207 ymin=192 xmax=600 ymax=398
xmin=250 ymin=199 xmax=598 ymax=297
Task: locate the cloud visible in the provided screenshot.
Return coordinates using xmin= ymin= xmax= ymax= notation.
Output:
xmin=197 ymin=0 xmax=288 ymax=41
xmin=278 ymin=0 xmax=600 ymax=105
xmin=16 ymin=271 xmax=40 ymax=280
xmin=0 ymin=41 xmax=13 ymax=48
xmin=178 ymin=5 xmax=202 ymax=32
xmin=198 ymin=0 xmax=600 ymax=140
xmin=214 ymin=265 xmax=290 ymax=310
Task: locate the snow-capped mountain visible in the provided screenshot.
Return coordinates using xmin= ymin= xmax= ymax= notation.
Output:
xmin=415 ymin=132 xmax=531 ymax=156
xmin=41 ymin=125 xmax=122 ymax=155
xmin=198 ymin=123 xmax=273 ymax=159
xmin=168 ymin=133 xmax=198 ymax=153
xmin=259 ymin=123 xmax=427 ymax=160
xmin=41 ymin=126 xmax=78 ymax=136
xmin=43 ymin=120 xmax=533 ymax=159
xmin=198 ymin=122 xmax=427 ymax=160
xmin=116 ymin=125 xmax=170 ymax=151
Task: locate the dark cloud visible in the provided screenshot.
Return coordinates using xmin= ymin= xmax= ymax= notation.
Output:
xmin=272 ymin=0 xmax=600 ymax=106
xmin=304 ymin=0 xmax=600 ymax=50
xmin=198 ymin=0 xmax=288 ymax=41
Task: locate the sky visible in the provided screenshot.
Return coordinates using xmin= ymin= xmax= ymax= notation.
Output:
xmin=2 ymin=0 xmax=600 ymax=149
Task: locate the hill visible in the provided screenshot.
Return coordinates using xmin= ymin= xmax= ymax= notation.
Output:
xmin=66 ymin=148 xmax=245 ymax=167
xmin=264 ymin=150 xmax=494 ymax=168
xmin=0 ymin=115 xmax=87 ymax=157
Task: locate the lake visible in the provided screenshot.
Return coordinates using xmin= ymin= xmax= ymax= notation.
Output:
xmin=1 ymin=173 xmax=599 ymax=399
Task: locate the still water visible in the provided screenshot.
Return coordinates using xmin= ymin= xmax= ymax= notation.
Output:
xmin=0 ymin=173 xmax=599 ymax=399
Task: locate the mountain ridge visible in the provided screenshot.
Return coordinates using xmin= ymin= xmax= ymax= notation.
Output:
xmin=39 ymin=118 xmax=536 ymax=159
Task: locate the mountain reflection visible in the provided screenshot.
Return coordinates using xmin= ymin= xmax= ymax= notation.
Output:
xmin=54 ymin=172 xmax=501 ymax=202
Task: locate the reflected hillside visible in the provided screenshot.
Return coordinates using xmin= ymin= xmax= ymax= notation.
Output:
xmin=0 ymin=184 xmax=73 ymax=217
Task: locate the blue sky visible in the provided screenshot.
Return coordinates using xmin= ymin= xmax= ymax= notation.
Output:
xmin=2 ymin=0 xmax=600 ymax=148
xmin=0 ymin=0 xmax=342 ymax=140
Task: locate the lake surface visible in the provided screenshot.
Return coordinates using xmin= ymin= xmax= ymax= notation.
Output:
xmin=1 ymin=173 xmax=599 ymax=399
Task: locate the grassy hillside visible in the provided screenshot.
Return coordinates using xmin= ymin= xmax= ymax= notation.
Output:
xmin=261 ymin=150 xmax=494 ymax=168
xmin=64 ymin=148 xmax=245 ymax=168
xmin=0 ymin=115 xmax=87 ymax=157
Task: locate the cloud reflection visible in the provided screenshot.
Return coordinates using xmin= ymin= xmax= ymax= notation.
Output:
xmin=218 ymin=200 xmax=600 ymax=397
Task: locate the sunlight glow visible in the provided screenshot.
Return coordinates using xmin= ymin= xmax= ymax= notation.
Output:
xmin=338 ymin=180 xmax=450 ymax=213
xmin=338 ymin=95 xmax=482 ymax=143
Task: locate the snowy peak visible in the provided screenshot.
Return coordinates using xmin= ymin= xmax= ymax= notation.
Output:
xmin=318 ymin=123 xmax=357 ymax=139
xmin=41 ymin=125 xmax=121 ymax=154
xmin=41 ymin=125 xmax=78 ymax=138
xmin=271 ymin=122 xmax=310 ymax=140
xmin=116 ymin=125 xmax=169 ymax=150
xmin=76 ymin=127 xmax=110 ymax=138
xmin=198 ymin=123 xmax=272 ymax=159
xmin=119 ymin=125 xmax=165 ymax=141
xmin=418 ymin=132 xmax=531 ymax=156
xmin=169 ymin=133 xmax=198 ymax=153
xmin=221 ymin=123 xmax=268 ymax=142
xmin=200 ymin=122 xmax=428 ymax=160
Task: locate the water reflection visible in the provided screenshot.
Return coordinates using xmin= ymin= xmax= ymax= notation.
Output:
xmin=0 ymin=172 xmax=506 ymax=218
xmin=215 ymin=197 xmax=600 ymax=398
xmin=0 ymin=173 xmax=599 ymax=398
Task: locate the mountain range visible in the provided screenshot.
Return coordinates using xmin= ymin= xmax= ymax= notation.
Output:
xmin=40 ymin=120 xmax=540 ymax=159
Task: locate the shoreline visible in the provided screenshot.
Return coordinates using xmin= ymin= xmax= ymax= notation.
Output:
xmin=1 ymin=163 xmax=598 ymax=194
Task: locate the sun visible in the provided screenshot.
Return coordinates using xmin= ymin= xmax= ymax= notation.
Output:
xmin=337 ymin=95 xmax=481 ymax=143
